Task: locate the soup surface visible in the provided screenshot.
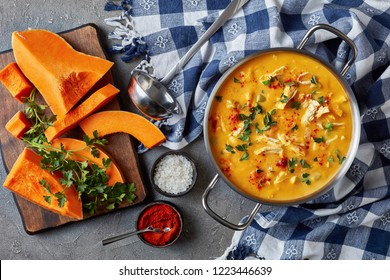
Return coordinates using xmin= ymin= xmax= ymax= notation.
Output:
xmin=208 ymin=51 xmax=353 ymax=202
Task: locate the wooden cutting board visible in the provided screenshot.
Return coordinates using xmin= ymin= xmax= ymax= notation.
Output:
xmin=0 ymin=24 xmax=147 ymax=234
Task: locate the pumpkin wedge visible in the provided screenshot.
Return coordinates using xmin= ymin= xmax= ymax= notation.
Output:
xmin=3 ymin=148 xmax=83 ymax=220
xmin=12 ymin=29 xmax=114 ymax=117
xmin=45 ymin=84 xmax=120 ymax=142
xmin=79 ymin=111 xmax=166 ymax=149
xmin=5 ymin=111 xmax=31 ymax=139
xmin=0 ymin=62 xmax=34 ymax=102
xmin=51 ymin=138 xmax=125 ymax=186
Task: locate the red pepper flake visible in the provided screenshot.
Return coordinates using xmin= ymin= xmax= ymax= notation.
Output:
xmin=270 ymin=83 xmax=282 ymax=89
xmin=228 ymin=108 xmax=240 ymax=126
xmin=276 ymin=157 xmax=288 ymax=168
xmin=219 ymin=158 xmax=232 ymax=177
xmin=258 ymin=176 xmax=271 ymax=189
xmin=209 ymin=114 xmax=218 ymax=133
xmin=248 ymin=170 xmax=270 ymax=189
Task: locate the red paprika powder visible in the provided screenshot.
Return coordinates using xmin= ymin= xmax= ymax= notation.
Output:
xmin=137 ymin=203 xmax=182 ymax=247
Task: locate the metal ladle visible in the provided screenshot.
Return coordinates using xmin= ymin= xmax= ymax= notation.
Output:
xmin=128 ymin=0 xmax=250 ymax=120
xmin=102 ymin=226 xmax=171 ymax=246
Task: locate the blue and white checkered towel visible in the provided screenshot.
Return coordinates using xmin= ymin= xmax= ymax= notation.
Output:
xmin=104 ymin=0 xmax=390 ymax=259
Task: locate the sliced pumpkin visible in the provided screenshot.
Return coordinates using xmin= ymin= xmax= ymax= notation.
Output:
xmin=3 ymin=148 xmax=83 ymax=219
xmin=79 ymin=111 xmax=166 ymax=149
xmin=5 ymin=111 xmax=31 ymax=139
xmin=12 ymin=29 xmax=114 ymax=117
xmin=51 ymin=138 xmax=125 ymax=186
xmin=0 ymin=62 xmax=34 ymax=102
xmin=45 ymin=84 xmax=120 ymax=142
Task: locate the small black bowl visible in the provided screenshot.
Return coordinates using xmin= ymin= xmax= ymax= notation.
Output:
xmin=150 ymin=151 xmax=197 ymax=197
xmin=136 ymin=201 xmax=183 ymax=248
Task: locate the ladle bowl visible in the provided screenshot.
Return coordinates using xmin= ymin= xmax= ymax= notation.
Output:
xmin=128 ymin=69 xmax=182 ymax=120
xmin=127 ymin=0 xmax=250 ymax=120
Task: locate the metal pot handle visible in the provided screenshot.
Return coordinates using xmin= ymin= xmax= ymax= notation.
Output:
xmin=202 ymin=174 xmax=262 ymax=230
xmin=297 ymin=24 xmax=358 ymax=76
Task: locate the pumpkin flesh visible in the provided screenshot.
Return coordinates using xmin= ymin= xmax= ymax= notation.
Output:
xmin=79 ymin=111 xmax=166 ymax=149
xmin=44 ymin=83 xmax=120 ymax=142
xmin=3 ymin=148 xmax=83 ymax=219
xmin=12 ymin=29 xmax=114 ymax=117
xmin=5 ymin=111 xmax=31 ymax=139
xmin=0 ymin=62 xmax=34 ymax=102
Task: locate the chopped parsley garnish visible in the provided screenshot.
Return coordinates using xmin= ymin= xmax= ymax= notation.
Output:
xmin=264 ymin=111 xmax=277 ymax=127
xmin=300 ymin=159 xmax=311 ymax=168
xmin=240 ymin=151 xmax=249 ymax=161
xmin=302 ymin=173 xmax=311 ymax=185
xmin=278 ymin=94 xmax=289 ymax=103
xmin=313 ymin=136 xmax=326 ymax=143
xmin=233 ymin=77 xmax=241 ymax=83
xmin=238 ymin=134 xmax=250 ymax=142
xmin=291 ymin=124 xmax=299 ymax=132
xmin=311 ymin=75 xmax=318 ymax=84
xmin=215 ymin=95 xmax=223 ymax=102
xmin=262 ymin=76 xmax=275 ymax=87
xmin=262 ymin=80 xmax=271 ymax=86
xmin=335 ymin=149 xmax=346 ymax=164
xmin=318 ymin=96 xmax=325 ymax=104
xmin=252 ymin=104 xmax=263 ymax=114
xmin=235 ymin=144 xmax=248 ymax=151
xmin=225 ymin=144 xmax=235 ymax=154
xmin=288 ymin=157 xmax=298 ymax=173
xmin=290 ymin=101 xmax=302 ymax=110
xmin=255 ymin=122 xmax=261 ymax=134
xmin=324 ymin=122 xmax=333 ymax=131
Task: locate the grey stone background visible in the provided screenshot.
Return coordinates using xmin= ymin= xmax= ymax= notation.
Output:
xmin=0 ymin=0 xmax=257 ymax=259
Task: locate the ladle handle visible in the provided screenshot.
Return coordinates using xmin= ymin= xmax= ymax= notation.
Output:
xmin=102 ymin=227 xmax=151 ymax=246
xmin=297 ymin=24 xmax=358 ymax=76
xmin=160 ymin=0 xmax=250 ymax=85
xmin=202 ymin=174 xmax=262 ymax=231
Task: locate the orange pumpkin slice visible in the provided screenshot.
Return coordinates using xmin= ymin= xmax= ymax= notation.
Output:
xmin=79 ymin=111 xmax=166 ymax=149
xmin=3 ymin=148 xmax=83 ymax=219
xmin=51 ymin=138 xmax=125 ymax=186
xmin=12 ymin=29 xmax=114 ymax=117
xmin=0 ymin=62 xmax=34 ymax=103
xmin=5 ymin=111 xmax=31 ymax=139
xmin=44 ymin=84 xmax=120 ymax=142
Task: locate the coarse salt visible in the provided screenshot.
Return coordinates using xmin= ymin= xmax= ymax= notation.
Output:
xmin=153 ymin=154 xmax=194 ymax=195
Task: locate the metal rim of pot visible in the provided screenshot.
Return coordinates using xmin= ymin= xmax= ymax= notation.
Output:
xmin=202 ymin=24 xmax=361 ymax=231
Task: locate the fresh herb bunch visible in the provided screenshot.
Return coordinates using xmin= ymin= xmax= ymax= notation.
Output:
xmin=23 ymin=88 xmax=56 ymax=144
xmin=21 ymin=91 xmax=137 ymax=214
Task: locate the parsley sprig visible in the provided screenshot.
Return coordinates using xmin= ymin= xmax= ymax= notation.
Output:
xmin=20 ymin=91 xmax=137 ymax=214
xmin=22 ymin=89 xmax=56 ymax=144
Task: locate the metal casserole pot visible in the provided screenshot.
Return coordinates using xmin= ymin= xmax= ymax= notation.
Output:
xmin=202 ymin=24 xmax=361 ymax=230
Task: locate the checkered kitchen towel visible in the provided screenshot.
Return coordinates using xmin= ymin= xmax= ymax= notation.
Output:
xmin=104 ymin=0 xmax=390 ymax=259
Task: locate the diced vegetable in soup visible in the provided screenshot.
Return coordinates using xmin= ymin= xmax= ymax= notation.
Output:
xmin=208 ymin=51 xmax=353 ymax=202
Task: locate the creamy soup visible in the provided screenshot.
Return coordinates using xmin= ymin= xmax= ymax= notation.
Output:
xmin=208 ymin=51 xmax=353 ymax=203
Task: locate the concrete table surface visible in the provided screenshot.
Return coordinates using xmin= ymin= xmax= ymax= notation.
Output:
xmin=0 ymin=0 xmax=258 ymax=260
